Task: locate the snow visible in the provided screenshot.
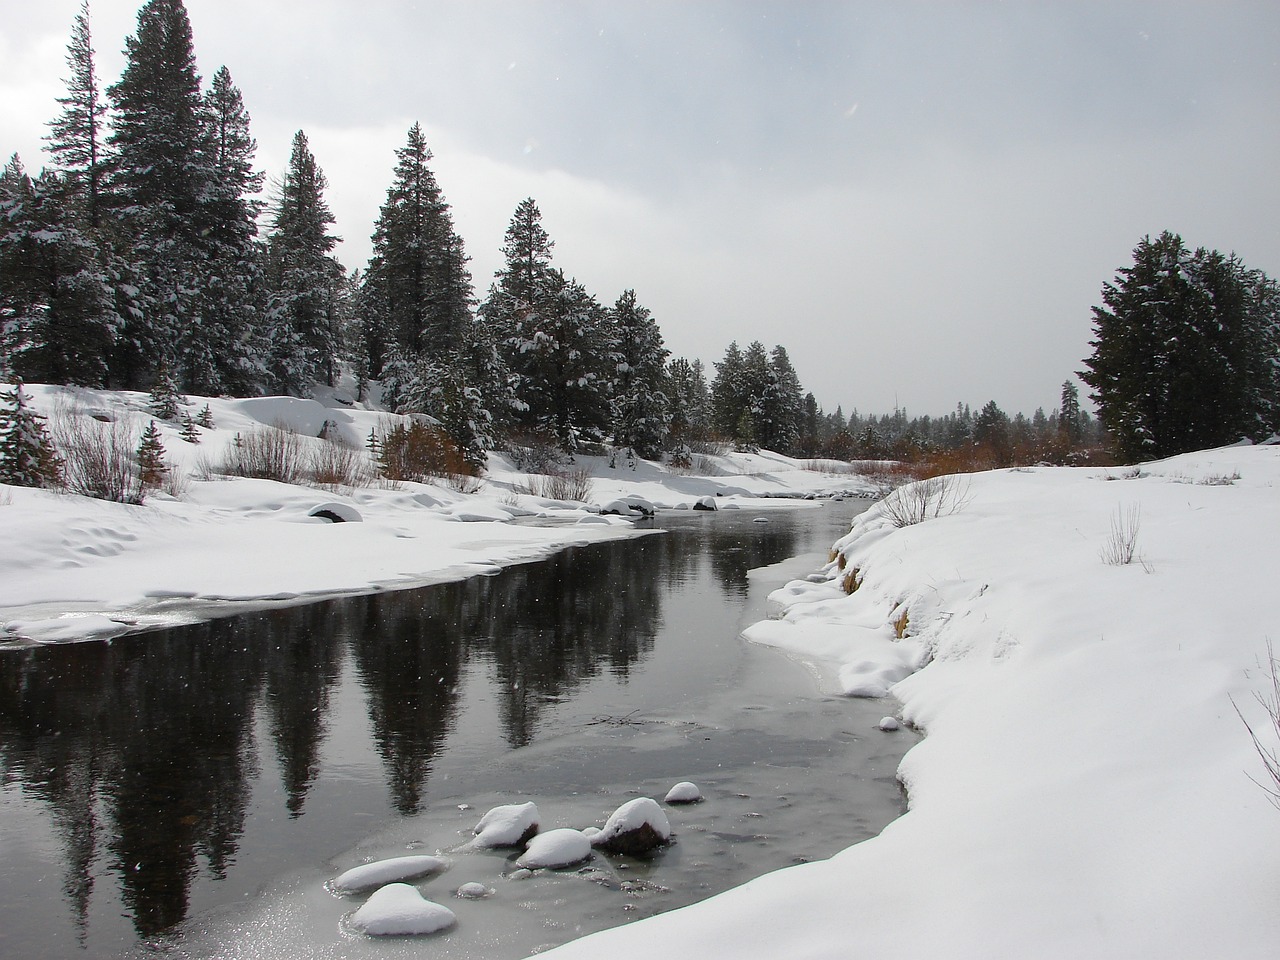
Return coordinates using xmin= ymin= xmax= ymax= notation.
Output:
xmin=329 ymin=855 xmax=447 ymax=895
xmin=516 ymin=828 xmax=594 ymax=869
xmin=470 ymin=801 xmax=541 ymax=849
xmin=592 ymin=797 xmax=672 ymax=846
xmin=0 ymin=384 xmax=876 ymax=644
xmin=534 ymin=444 xmax=1280 ymax=960
xmin=663 ymin=781 xmax=703 ymax=804
xmin=347 ymin=883 xmax=456 ymax=937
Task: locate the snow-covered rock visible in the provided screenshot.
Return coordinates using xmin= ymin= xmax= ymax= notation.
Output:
xmin=877 ymin=716 xmax=901 ymax=732
xmin=591 ymin=797 xmax=672 ymax=855
xmin=455 ymin=882 xmax=494 ymax=899
xmin=330 ymin=855 xmax=447 ymax=894
xmin=348 ymin=883 xmax=456 ymax=936
xmin=516 ymin=828 xmax=593 ymax=869
xmin=471 ymin=801 xmax=540 ymax=848
xmin=663 ymin=781 xmax=703 ymax=804
xmin=693 ymin=496 xmax=717 ymax=511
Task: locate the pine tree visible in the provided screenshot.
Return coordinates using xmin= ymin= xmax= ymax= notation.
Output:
xmin=148 ymin=365 xmax=184 ymax=420
xmin=1081 ymin=231 xmax=1280 ymax=460
xmin=136 ymin=419 xmax=167 ymax=488
xmin=106 ymin=0 xmax=209 ymax=388
xmin=0 ymin=158 xmax=116 ymax=386
xmin=264 ymin=130 xmax=342 ymax=393
xmin=710 ymin=341 xmax=748 ymax=441
xmin=179 ymin=414 xmax=200 ymax=443
xmin=608 ymin=289 xmax=669 ymax=461
xmin=0 ymin=381 xmax=62 ymax=488
xmin=364 ymin=123 xmax=473 ymax=362
xmin=45 ymin=0 xmax=108 ymax=231
xmin=187 ymin=65 xmax=265 ymax=395
xmin=195 ymin=403 xmax=215 ymax=428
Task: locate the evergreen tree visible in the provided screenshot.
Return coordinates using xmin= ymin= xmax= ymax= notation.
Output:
xmin=264 ymin=130 xmax=342 ymax=392
xmin=136 ymin=419 xmax=167 ymax=489
xmin=0 ymin=158 xmax=116 ymax=386
xmin=0 ymin=381 xmax=62 ymax=488
xmin=710 ymin=341 xmax=747 ymax=440
xmin=608 ymin=289 xmax=669 ymax=461
xmin=45 ymin=0 xmax=108 ymax=231
xmin=758 ymin=345 xmax=804 ymax=455
xmin=363 ymin=124 xmax=473 ymax=363
xmin=1058 ymin=379 xmax=1083 ymax=444
xmin=1081 ymin=231 xmax=1280 ymax=461
xmin=188 ymin=65 xmax=265 ymax=395
xmin=106 ymin=0 xmax=208 ymax=387
xmin=179 ymin=413 xmax=200 ymax=444
xmin=148 ymin=365 xmax=184 ymax=420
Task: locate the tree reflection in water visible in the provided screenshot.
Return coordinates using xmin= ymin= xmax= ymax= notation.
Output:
xmin=0 ymin=511 xmax=805 ymax=946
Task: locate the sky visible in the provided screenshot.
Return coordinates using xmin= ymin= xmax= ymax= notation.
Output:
xmin=2 ymin=1 xmax=1278 ymax=418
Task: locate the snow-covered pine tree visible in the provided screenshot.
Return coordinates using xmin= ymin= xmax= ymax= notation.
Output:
xmin=759 ymin=345 xmax=804 ymax=455
xmin=44 ymin=0 xmax=108 ymax=231
xmin=608 ymin=289 xmax=670 ymax=462
xmin=264 ymin=130 xmax=342 ymax=393
xmin=364 ymin=123 xmax=473 ymax=364
xmin=710 ymin=341 xmax=749 ymax=442
xmin=106 ymin=0 xmax=210 ymax=389
xmin=136 ymin=419 xmax=167 ymax=489
xmin=179 ymin=414 xmax=200 ymax=444
xmin=195 ymin=403 xmax=215 ymax=428
xmin=148 ymin=366 xmax=184 ymax=420
xmin=1082 ymin=231 xmax=1280 ymax=460
xmin=0 ymin=158 xmax=116 ymax=387
xmin=187 ymin=65 xmax=266 ymax=396
xmin=0 ymin=381 xmax=62 ymax=488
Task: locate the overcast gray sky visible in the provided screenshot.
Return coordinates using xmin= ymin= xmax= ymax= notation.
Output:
xmin=3 ymin=1 xmax=1277 ymax=417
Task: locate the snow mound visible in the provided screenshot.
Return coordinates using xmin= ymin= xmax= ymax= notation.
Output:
xmin=348 ymin=883 xmax=456 ymax=936
xmin=455 ymin=882 xmax=494 ymax=900
xmin=472 ymin=801 xmax=540 ymax=848
xmin=838 ymin=659 xmax=913 ymax=698
xmin=330 ymin=855 xmax=447 ymax=894
xmin=516 ymin=828 xmax=593 ymax=869
xmin=664 ymin=781 xmax=703 ymax=804
xmin=307 ymin=502 xmax=362 ymax=523
xmin=693 ymin=497 xmax=717 ymax=511
xmin=591 ymin=797 xmax=672 ymax=855
xmin=877 ymin=716 xmax=901 ymax=732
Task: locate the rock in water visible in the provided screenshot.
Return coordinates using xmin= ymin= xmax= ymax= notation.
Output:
xmin=331 ymin=855 xmax=447 ymax=894
xmin=877 ymin=716 xmax=901 ymax=731
xmin=663 ymin=781 xmax=703 ymax=804
xmin=592 ymin=797 xmax=672 ymax=856
xmin=472 ymin=801 xmax=540 ymax=848
xmin=516 ymin=828 xmax=593 ymax=869
xmin=349 ymin=884 xmax=456 ymax=936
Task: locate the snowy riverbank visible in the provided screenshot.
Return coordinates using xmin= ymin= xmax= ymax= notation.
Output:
xmin=536 ymin=443 xmax=1280 ymax=960
xmin=0 ymin=384 xmax=873 ymax=644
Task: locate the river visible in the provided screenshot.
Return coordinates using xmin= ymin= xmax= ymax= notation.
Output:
xmin=0 ymin=500 xmax=912 ymax=959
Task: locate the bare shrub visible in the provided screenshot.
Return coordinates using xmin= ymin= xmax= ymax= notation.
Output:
xmin=1233 ymin=640 xmax=1280 ymax=810
xmin=1199 ymin=470 xmax=1241 ymax=486
xmin=446 ymin=472 xmax=485 ymax=495
xmin=1100 ymin=503 xmax=1142 ymax=566
xmin=159 ymin=462 xmax=188 ymax=499
xmin=49 ymin=403 xmax=141 ymax=503
xmin=309 ymin=440 xmax=369 ymax=490
xmin=879 ymin=474 xmax=973 ymax=528
xmin=516 ymin=467 xmax=594 ymax=502
xmin=222 ymin=426 xmax=306 ymax=484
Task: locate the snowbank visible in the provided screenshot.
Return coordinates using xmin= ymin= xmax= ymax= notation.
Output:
xmin=534 ymin=445 xmax=1280 ymax=960
xmin=0 ymin=384 xmax=876 ymax=643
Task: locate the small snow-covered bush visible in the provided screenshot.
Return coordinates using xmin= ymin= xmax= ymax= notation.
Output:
xmin=222 ymin=426 xmax=306 ymax=485
xmin=879 ymin=474 xmax=972 ymax=528
xmin=505 ymin=431 xmax=566 ymax=474
xmin=50 ymin=403 xmax=140 ymax=503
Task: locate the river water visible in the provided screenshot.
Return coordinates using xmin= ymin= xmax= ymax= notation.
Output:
xmin=0 ymin=501 xmax=912 ymax=959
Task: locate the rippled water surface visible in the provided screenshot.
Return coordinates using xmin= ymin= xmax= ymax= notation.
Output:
xmin=0 ymin=501 xmax=913 ymax=959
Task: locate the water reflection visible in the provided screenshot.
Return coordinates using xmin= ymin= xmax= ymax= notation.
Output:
xmin=0 ymin=509 xmax=810 ymax=950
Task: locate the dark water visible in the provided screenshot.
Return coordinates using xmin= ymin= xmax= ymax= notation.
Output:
xmin=0 ymin=502 xmax=911 ymax=959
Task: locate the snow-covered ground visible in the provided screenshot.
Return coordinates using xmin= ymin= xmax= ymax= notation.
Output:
xmin=6 ymin=383 xmax=1279 ymax=958
xmin=0 ymin=383 xmax=871 ymax=644
xmin=534 ymin=443 xmax=1280 ymax=960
